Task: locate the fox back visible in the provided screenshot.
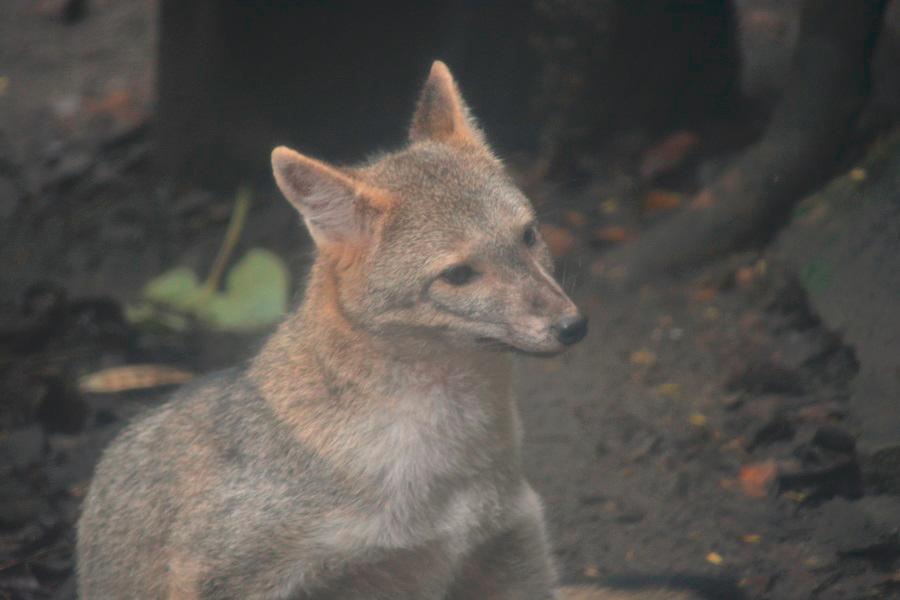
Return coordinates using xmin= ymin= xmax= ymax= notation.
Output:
xmin=76 ymin=61 xmax=593 ymax=600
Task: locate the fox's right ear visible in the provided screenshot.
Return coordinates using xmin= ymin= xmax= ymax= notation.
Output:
xmin=271 ymin=146 xmax=389 ymax=247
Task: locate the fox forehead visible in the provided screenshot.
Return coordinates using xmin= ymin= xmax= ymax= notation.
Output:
xmin=363 ymin=144 xmax=534 ymax=243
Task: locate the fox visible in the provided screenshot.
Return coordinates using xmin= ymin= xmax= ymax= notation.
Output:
xmin=76 ymin=62 xmax=694 ymax=600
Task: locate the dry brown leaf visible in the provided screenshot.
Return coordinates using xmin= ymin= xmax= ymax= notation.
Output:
xmin=739 ymin=459 xmax=778 ymax=499
xmin=629 ymin=349 xmax=657 ymax=366
xmin=691 ymin=189 xmax=716 ymax=209
xmin=639 ymin=131 xmax=699 ymax=180
xmin=563 ymin=210 xmax=588 ymax=228
xmin=591 ymin=226 xmax=633 ymax=244
xmin=598 ymin=199 xmax=619 ymax=214
xmin=642 ymin=189 xmax=683 ymax=214
xmin=79 ymin=365 xmax=194 ymax=394
xmin=735 ymin=266 xmax=757 ymax=289
xmin=691 ymin=287 xmax=718 ymax=303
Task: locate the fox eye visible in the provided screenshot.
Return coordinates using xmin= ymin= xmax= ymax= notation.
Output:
xmin=523 ymin=225 xmax=538 ymax=248
xmin=439 ymin=264 xmax=477 ymax=286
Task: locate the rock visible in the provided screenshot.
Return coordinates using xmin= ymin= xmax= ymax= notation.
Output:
xmin=812 ymin=425 xmax=856 ymax=454
xmin=774 ymin=132 xmax=900 ymax=457
xmin=862 ymin=444 xmax=900 ymax=495
xmin=814 ymin=497 xmax=875 ymax=554
xmin=725 ymin=361 xmax=805 ymax=396
xmin=748 ymin=413 xmax=796 ymax=450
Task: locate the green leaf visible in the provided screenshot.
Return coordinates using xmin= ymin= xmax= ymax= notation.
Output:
xmin=129 ymin=249 xmax=289 ymax=332
xmin=196 ymin=248 xmax=289 ymax=330
xmin=143 ymin=266 xmax=203 ymax=310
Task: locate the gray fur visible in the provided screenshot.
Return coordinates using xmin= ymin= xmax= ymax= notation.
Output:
xmin=77 ymin=61 xmax=598 ymax=599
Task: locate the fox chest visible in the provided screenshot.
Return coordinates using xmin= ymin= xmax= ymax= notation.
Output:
xmin=318 ymin=383 xmax=519 ymax=555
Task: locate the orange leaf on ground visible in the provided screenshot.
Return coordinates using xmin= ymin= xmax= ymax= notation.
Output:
xmin=563 ymin=210 xmax=588 ymax=228
xmin=691 ymin=189 xmax=716 ymax=209
xmin=639 ymin=130 xmax=699 ymax=180
xmin=739 ymin=459 xmax=778 ymax=498
xmin=691 ymin=287 xmax=717 ymax=303
xmin=642 ymin=189 xmax=683 ymax=214
xmin=591 ymin=226 xmax=633 ymax=244
xmin=735 ymin=266 xmax=756 ymax=289
xmin=629 ymin=349 xmax=657 ymax=366
xmin=539 ymin=224 xmax=575 ymax=258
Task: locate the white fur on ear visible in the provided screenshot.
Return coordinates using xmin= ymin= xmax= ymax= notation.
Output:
xmin=271 ymin=146 xmax=384 ymax=245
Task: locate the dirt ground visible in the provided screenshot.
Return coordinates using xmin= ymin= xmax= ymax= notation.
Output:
xmin=1 ymin=2 xmax=899 ymax=599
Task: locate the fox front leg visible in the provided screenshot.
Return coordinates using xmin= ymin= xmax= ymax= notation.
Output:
xmin=448 ymin=487 xmax=558 ymax=600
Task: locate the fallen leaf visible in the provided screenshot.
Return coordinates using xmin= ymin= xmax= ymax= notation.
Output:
xmin=739 ymin=459 xmax=778 ymax=498
xmin=735 ymin=266 xmax=756 ymax=288
xmin=689 ymin=413 xmax=708 ymax=427
xmin=849 ymin=167 xmax=867 ymax=182
xmin=691 ymin=287 xmax=717 ymax=303
xmin=563 ymin=210 xmax=588 ymax=228
xmin=657 ymin=382 xmax=680 ymax=397
xmin=0 ymin=76 xmax=8 ymax=97
xmin=742 ymin=534 xmax=762 ymax=544
xmin=639 ymin=131 xmax=699 ymax=180
xmin=629 ymin=349 xmax=657 ymax=366
xmin=599 ymin=199 xmax=619 ymax=214
xmin=591 ymin=226 xmax=633 ymax=244
xmin=583 ymin=566 xmax=600 ymax=578
xmin=642 ymin=189 xmax=683 ymax=214
xmin=539 ymin=224 xmax=575 ymax=258
xmin=706 ymin=552 xmax=723 ymax=565
xmin=691 ymin=189 xmax=715 ymax=209
xmin=79 ymin=365 xmax=194 ymax=394
xmin=784 ymin=490 xmax=807 ymax=503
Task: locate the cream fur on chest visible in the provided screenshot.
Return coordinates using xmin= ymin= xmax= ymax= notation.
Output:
xmin=316 ymin=368 xmax=524 ymax=557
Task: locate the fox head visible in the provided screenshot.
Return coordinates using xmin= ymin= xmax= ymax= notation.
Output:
xmin=272 ymin=61 xmax=586 ymax=356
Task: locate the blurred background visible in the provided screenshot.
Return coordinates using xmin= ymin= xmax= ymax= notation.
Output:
xmin=1 ymin=1 xmax=899 ymax=598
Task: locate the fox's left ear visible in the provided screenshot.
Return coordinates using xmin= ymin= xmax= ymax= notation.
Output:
xmin=409 ymin=61 xmax=488 ymax=149
xmin=271 ymin=146 xmax=390 ymax=247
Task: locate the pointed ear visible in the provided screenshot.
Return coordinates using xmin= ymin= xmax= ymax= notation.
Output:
xmin=409 ymin=61 xmax=486 ymax=148
xmin=271 ymin=146 xmax=388 ymax=246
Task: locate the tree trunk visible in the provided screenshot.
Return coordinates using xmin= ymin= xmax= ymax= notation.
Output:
xmin=603 ymin=0 xmax=889 ymax=281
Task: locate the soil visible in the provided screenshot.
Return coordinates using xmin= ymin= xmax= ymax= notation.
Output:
xmin=1 ymin=2 xmax=899 ymax=600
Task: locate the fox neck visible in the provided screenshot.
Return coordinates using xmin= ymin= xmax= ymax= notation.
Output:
xmin=250 ymin=258 xmax=513 ymax=414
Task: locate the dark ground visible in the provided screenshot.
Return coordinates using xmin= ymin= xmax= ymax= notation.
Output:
xmin=1 ymin=2 xmax=900 ymax=599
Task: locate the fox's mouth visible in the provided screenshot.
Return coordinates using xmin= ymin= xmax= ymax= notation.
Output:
xmin=475 ymin=336 xmax=564 ymax=358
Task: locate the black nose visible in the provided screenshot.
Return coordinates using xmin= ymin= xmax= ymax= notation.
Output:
xmin=553 ymin=315 xmax=588 ymax=346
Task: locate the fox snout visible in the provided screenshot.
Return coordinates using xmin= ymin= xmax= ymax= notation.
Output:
xmin=483 ymin=254 xmax=588 ymax=355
